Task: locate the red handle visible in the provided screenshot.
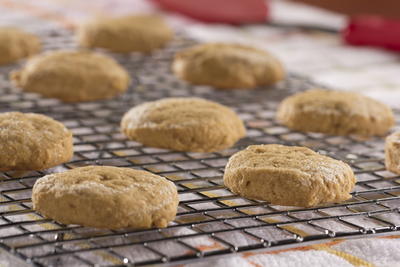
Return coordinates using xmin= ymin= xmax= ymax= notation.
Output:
xmin=151 ymin=0 xmax=269 ymax=24
xmin=343 ymin=15 xmax=400 ymax=51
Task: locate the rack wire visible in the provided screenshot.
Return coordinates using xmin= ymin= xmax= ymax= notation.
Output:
xmin=0 ymin=27 xmax=399 ymax=267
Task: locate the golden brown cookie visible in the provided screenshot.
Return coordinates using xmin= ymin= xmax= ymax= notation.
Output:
xmin=385 ymin=131 xmax=400 ymax=174
xmin=78 ymin=14 xmax=173 ymax=53
xmin=11 ymin=50 xmax=130 ymax=102
xmin=32 ymin=166 xmax=179 ymax=229
xmin=172 ymin=43 xmax=285 ymax=89
xmin=224 ymin=144 xmax=356 ymax=207
xmin=277 ymin=89 xmax=394 ymax=137
xmin=0 ymin=112 xmax=73 ymax=171
xmin=0 ymin=27 xmax=41 ymax=65
xmin=121 ymin=97 xmax=246 ymax=152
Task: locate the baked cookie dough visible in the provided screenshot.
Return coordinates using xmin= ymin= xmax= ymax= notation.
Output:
xmin=121 ymin=97 xmax=246 ymax=152
xmin=277 ymin=89 xmax=394 ymax=137
xmin=78 ymin=14 xmax=173 ymax=53
xmin=32 ymin=166 xmax=179 ymax=229
xmin=385 ymin=131 xmax=400 ymax=174
xmin=224 ymin=144 xmax=356 ymax=207
xmin=11 ymin=50 xmax=130 ymax=102
xmin=172 ymin=43 xmax=285 ymax=89
xmin=0 ymin=27 xmax=41 ymax=65
xmin=0 ymin=112 xmax=73 ymax=171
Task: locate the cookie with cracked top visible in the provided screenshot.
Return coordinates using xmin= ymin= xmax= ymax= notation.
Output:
xmin=32 ymin=166 xmax=179 ymax=229
xmin=277 ymin=89 xmax=394 ymax=137
xmin=224 ymin=144 xmax=356 ymax=207
xmin=121 ymin=97 xmax=246 ymax=152
xmin=0 ymin=112 xmax=73 ymax=171
xmin=173 ymin=43 xmax=285 ymax=89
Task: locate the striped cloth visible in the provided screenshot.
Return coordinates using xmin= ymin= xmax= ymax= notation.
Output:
xmin=178 ymin=236 xmax=400 ymax=267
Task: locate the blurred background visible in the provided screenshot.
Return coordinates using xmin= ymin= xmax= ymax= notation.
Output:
xmin=1 ymin=0 xmax=398 ymax=106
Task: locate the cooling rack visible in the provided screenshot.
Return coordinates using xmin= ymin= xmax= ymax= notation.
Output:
xmin=0 ymin=28 xmax=399 ymax=267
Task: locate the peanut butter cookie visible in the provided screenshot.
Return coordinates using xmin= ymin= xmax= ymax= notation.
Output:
xmin=385 ymin=131 xmax=400 ymax=174
xmin=32 ymin=166 xmax=179 ymax=229
xmin=0 ymin=27 xmax=41 ymax=65
xmin=121 ymin=97 xmax=246 ymax=152
xmin=11 ymin=50 xmax=130 ymax=102
xmin=172 ymin=43 xmax=285 ymax=89
xmin=0 ymin=112 xmax=73 ymax=171
xmin=78 ymin=14 xmax=173 ymax=53
xmin=224 ymin=144 xmax=356 ymax=207
xmin=277 ymin=89 xmax=394 ymax=137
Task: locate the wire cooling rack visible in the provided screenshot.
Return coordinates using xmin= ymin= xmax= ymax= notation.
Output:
xmin=0 ymin=28 xmax=399 ymax=267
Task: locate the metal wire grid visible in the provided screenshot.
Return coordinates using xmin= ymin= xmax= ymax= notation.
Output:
xmin=0 ymin=28 xmax=399 ymax=267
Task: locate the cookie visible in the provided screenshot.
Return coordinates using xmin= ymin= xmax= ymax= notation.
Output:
xmin=121 ymin=97 xmax=246 ymax=152
xmin=11 ymin=50 xmax=130 ymax=102
xmin=385 ymin=132 xmax=400 ymax=174
xmin=172 ymin=43 xmax=285 ymax=89
xmin=78 ymin=14 xmax=173 ymax=53
xmin=32 ymin=166 xmax=179 ymax=229
xmin=224 ymin=144 xmax=356 ymax=207
xmin=0 ymin=112 xmax=73 ymax=171
xmin=0 ymin=27 xmax=41 ymax=65
xmin=277 ymin=89 xmax=394 ymax=137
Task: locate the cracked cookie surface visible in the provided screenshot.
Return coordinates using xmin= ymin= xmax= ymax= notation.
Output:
xmin=11 ymin=50 xmax=130 ymax=102
xmin=78 ymin=14 xmax=173 ymax=53
xmin=121 ymin=97 xmax=246 ymax=152
xmin=0 ymin=112 xmax=73 ymax=171
xmin=385 ymin=132 xmax=400 ymax=175
xmin=0 ymin=27 xmax=41 ymax=65
xmin=277 ymin=89 xmax=394 ymax=137
xmin=173 ymin=43 xmax=284 ymax=89
xmin=32 ymin=166 xmax=179 ymax=229
xmin=224 ymin=144 xmax=356 ymax=207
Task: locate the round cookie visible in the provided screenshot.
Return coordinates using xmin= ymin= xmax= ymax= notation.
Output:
xmin=0 ymin=112 xmax=73 ymax=171
xmin=11 ymin=50 xmax=130 ymax=102
xmin=32 ymin=166 xmax=179 ymax=229
xmin=78 ymin=14 xmax=173 ymax=53
xmin=223 ymin=144 xmax=356 ymax=207
xmin=277 ymin=89 xmax=394 ymax=137
xmin=172 ymin=43 xmax=285 ymax=89
xmin=0 ymin=27 xmax=41 ymax=65
xmin=385 ymin=131 xmax=400 ymax=174
xmin=121 ymin=97 xmax=246 ymax=152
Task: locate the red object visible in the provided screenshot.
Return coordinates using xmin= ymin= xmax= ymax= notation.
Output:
xmin=343 ymin=15 xmax=400 ymax=51
xmin=151 ymin=0 xmax=269 ymax=24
